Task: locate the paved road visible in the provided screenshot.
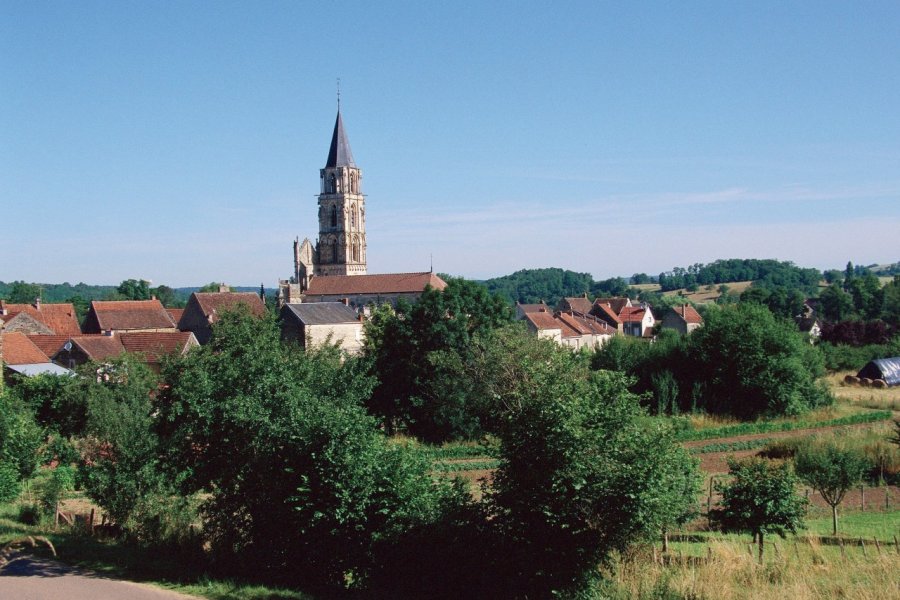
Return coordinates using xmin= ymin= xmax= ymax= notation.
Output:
xmin=0 ymin=553 xmax=200 ymax=600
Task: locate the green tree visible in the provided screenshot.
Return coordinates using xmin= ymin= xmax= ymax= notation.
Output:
xmin=819 ymin=283 xmax=856 ymax=321
xmin=364 ymin=277 xmax=513 ymax=440
xmin=150 ymin=284 xmax=177 ymax=307
xmin=713 ymin=457 xmax=807 ymax=563
xmin=653 ymin=446 xmax=702 ymax=553
xmin=847 ymin=274 xmax=884 ymax=320
xmin=6 ymin=280 xmax=42 ymax=303
xmin=0 ymin=392 xmax=42 ymax=480
xmin=483 ymin=334 xmax=699 ymax=595
xmin=10 ymin=373 xmax=87 ymax=438
xmin=794 ymin=441 xmax=868 ymax=535
xmin=114 ymin=279 xmax=151 ymax=300
xmin=686 ymin=303 xmax=831 ymax=418
xmin=156 ymin=309 xmax=466 ymax=590
xmin=77 ymin=355 xmax=167 ymax=529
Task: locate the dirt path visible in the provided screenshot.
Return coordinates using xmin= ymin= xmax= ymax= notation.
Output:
xmin=0 ymin=553 xmax=201 ymax=600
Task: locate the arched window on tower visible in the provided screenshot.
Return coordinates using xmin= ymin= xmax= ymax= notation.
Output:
xmin=329 ymin=173 xmax=336 ymax=194
xmin=352 ymin=240 xmax=359 ymax=262
xmin=330 ymin=205 xmax=337 ymax=228
xmin=350 ymin=172 xmax=356 ymax=193
xmin=350 ymin=204 xmax=356 ymax=228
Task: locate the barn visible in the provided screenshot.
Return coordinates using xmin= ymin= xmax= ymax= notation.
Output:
xmin=856 ymin=357 xmax=900 ymax=387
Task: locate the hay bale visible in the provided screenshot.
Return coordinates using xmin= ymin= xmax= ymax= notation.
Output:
xmin=845 ymin=375 xmax=860 ymax=385
xmin=860 ymin=377 xmax=873 ymax=387
xmin=873 ymin=379 xmax=887 ymax=389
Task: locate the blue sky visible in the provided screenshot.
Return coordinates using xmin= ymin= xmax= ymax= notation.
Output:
xmin=2 ymin=1 xmax=898 ymax=287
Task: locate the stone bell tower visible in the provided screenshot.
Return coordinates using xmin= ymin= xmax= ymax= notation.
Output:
xmin=315 ymin=109 xmax=367 ymax=276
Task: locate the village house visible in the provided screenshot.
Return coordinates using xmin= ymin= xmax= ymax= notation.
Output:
xmin=1 ymin=331 xmax=72 ymax=380
xmin=82 ymin=299 xmax=178 ymax=334
xmin=0 ymin=299 xmax=82 ymax=336
xmin=523 ymin=307 xmax=618 ymax=350
xmin=178 ymin=290 xmax=267 ymax=344
xmin=660 ymin=304 xmax=704 ymax=335
xmin=52 ymin=331 xmax=198 ymax=372
xmin=589 ymin=301 xmax=624 ymax=333
xmin=618 ymin=305 xmax=655 ymax=337
xmin=515 ymin=301 xmax=550 ymax=320
xmin=279 ymin=302 xmax=364 ymax=354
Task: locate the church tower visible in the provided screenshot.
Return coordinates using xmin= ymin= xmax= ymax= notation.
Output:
xmin=315 ymin=110 xmax=367 ymax=276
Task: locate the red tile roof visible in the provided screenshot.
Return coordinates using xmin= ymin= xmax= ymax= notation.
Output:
xmin=560 ymin=297 xmax=593 ymax=314
xmin=524 ymin=311 xmax=562 ymax=331
xmin=192 ymin=293 xmax=266 ymax=323
xmin=1 ymin=332 xmax=51 ymax=365
xmin=0 ymin=301 xmax=81 ymax=336
xmin=618 ymin=307 xmax=647 ymax=323
xmin=166 ymin=308 xmax=184 ymax=323
xmin=594 ymin=297 xmax=631 ymax=314
xmin=89 ymin=300 xmax=177 ymax=331
xmin=305 ymin=272 xmax=447 ymax=296
xmin=69 ymin=335 xmax=127 ymax=361
xmin=516 ymin=302 xmax=550 ymax=314
xmin=26 ymin=334 xmax=78 ymax=358
xmin=672 ymin=305 xmax=703 ymax=324
xmin=558 ymin=312 xmax=618 ymax=337
xmin=119 ymin=331 xmax=197 ymax=364
xmin=590 ymin=301 xmax=623 ymax=325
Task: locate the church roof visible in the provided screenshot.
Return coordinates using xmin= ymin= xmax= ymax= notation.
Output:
xmin=305 ymin=272 xmax=446 ymax=297
xmin=282 ymin=302 xmax=360 ymax=326
xmin=325 ymin=110 xmax=356 ymax=168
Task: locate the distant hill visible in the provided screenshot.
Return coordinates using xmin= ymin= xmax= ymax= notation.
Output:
xmin=481 ymin=268 xmax=630 ymax=307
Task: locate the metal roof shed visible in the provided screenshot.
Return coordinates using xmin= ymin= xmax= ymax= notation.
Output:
xmin=856 ymin=357 xmax=900 ymax=387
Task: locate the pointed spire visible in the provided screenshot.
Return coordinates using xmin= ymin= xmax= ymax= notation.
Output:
xmin=325 ymin=110 xmax=356 ymax=168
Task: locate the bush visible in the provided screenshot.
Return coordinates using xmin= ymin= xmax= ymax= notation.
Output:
xmin=40 ymin=465 xmax=76 ymax=515
xmin=0 ymin=393 xmax=43 ymax=480
xmin=818 ymin=340 xmax=900 ymax=372
xmin=0 ymin=461 xmax=22 ymax=503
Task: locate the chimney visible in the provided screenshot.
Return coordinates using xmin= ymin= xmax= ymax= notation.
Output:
xmin=341 ymin=298 xmax=349 ymax=306
xmin=219 ymin=284 xmax=229 ymax=293
xmin=35 ymin=297 xmax=42 ymax=310
xmin=151 ymin=295 xmax=157 ymax=301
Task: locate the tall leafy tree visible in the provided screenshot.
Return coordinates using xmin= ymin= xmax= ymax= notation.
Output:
xmin=114 ymin=279 xmax=151 ymax=300
xmin=685 ymin=303 xmax=832 ymax=418
xmin=6 ymin=280 xmax=42 ymax=303
xmin=794 ymin=441 xmax=869 ymax=535
xmin=156 ymin=309 xmax=465 ymax=589
xmin=713 ymin=457 xmax=807 ymax=563
xmin=364 ymin=277 xmax=512 ymax=440
xmin=478 ymin=328 xmax=701 ymax=595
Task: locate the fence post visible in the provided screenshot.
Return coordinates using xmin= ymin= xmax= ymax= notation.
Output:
xmin=839 ymin=537 xmax=846 ymax=560
xmin=894 ymin=535 xmax=900 ymax=556
xmin=860 ymin=485 xmax=865 ymax=511
xmin=89 ymin=508 xmax=94 ymax=536
xmin=860 ymin=538 xmax=868 ymax=558
xmin=873 ymin=537 xmax=881 ymax=555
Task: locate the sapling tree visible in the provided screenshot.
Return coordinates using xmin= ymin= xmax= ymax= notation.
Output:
xmin=794 ymin=441 xmax=869 ymax=535
xmin=713 ymin=457 xmax=807 ymax=563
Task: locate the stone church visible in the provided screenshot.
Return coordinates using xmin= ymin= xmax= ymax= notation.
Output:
xmin=278 ymin=109 xmax=445 ymax=309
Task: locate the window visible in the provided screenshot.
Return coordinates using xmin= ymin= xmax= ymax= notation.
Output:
xmin=329 ymin=173 xmax=336 ymax=193
xmin=330 ymin=205 xmax=338 ymax=228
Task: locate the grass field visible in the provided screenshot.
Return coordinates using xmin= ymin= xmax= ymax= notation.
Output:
xmin=828 ymin=371 xmax=900 ymax=411
xmin=603 ymin=509 xmax=900 ymax=599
